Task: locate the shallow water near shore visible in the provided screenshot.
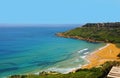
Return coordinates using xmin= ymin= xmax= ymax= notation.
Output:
xmin=0 ymin=25 xmax=106 ymax=77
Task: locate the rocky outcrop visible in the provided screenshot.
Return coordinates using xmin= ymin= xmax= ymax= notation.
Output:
xmin=56 ymin=33 xmax=103 ymax=42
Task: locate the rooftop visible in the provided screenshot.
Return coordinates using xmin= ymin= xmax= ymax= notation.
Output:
xmin=107 ymin=66 xmax=120 ymax=78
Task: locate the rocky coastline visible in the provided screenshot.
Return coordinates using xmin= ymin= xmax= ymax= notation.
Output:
xmin=56 ymin=33 xmax=104 ymax=43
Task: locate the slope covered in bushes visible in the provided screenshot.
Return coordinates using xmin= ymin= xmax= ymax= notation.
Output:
xmin=58 ymin=22 xmax=120 ymax=47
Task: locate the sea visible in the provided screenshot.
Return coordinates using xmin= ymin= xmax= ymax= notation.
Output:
xmin=0 ymin=25 xmax=106 ymax=77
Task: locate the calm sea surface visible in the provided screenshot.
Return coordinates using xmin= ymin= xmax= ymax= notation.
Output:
xmin=0 ymin=25 xmax=105 ymax=77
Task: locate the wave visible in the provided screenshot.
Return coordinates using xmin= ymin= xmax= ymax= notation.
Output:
xmin=83 ymin=52 xmax=89 ymax=55
xmin=77 ymin=48 xmax=89 ymax=53
xmin=45 ymin=66 xmax=81 ymax=74
xmin=80 ymin=55 xmax=86 ymax=59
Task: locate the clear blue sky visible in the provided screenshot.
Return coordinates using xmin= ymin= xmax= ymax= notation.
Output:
xmin=0 ymin=0 xmax=120 ymax=24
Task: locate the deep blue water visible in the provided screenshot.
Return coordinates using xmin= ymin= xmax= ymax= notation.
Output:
xmin=0 ymin=25 xmax=105 ymax=77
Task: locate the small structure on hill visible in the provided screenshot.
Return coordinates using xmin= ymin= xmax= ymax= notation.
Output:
xmin=107 ymin=66 xmax=120 ymax=78
xmin=83 ymin=22 xmax=120 ymax=28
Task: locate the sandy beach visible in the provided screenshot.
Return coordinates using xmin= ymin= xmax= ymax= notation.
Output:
xmin=82 ymin=43 xmax=120 ymax=69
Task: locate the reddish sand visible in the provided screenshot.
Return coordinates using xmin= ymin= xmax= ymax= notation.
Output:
xmin=82 ymin=43 xmax=120 ymax=69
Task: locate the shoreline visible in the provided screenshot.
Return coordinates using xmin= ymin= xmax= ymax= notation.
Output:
xmin=81 ymin=43 xmax=120 ymax=69
xmin=33 ymin=43 xmax=120 ymax=74
xmin=70 ymin=44 xmax=109 ymax=73
xmin=8 ymin=43 xmax=120 ymax=77
xmin=81 ymin=43 xmax=109 ymax=68
xmin=56 ymin=33 xmax=104 ymax=43
xmin=32 ymin=43 xmax=109 ymax=74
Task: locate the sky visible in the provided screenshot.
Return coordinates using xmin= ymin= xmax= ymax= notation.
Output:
xmin=0 ymin=0 xmax=120 ymax=24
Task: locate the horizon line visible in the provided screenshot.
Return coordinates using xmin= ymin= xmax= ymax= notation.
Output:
xmin=0 ymin=24 xmax=83 ymax=27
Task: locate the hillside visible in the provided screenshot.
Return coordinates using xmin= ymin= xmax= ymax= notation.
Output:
xmin=57 ymin=22 xmax=120 ymax=47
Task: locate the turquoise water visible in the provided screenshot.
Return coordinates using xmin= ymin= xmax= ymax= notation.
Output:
xmin=0 ymin=25 xmax=105 ymax=77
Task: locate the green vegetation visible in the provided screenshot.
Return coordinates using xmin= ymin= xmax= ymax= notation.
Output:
xmin=59 ymin=22 xmax=120 ymax=48
xmin=116 ymin=43 xmax=120 ymax=48
xmin=9 ymin=61 xmax=120 ymax=78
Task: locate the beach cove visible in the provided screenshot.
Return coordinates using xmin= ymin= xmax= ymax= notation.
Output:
xmin=7 ymin=23 xmax=120 ymax=78
xmin=56 ymin=23 xmax=120 ymax=73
